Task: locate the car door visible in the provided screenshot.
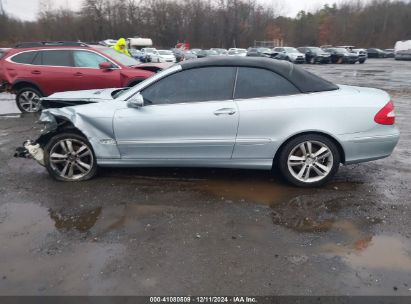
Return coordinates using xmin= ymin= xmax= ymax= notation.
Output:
xmin=29 ymin=50 xmax=77 ymax=95
xmin=113 ymin=66 xmax=239 ymax=159
xmin=71 ymin=50 xmax=122 ymax=90
xmin=6 ymin=50 xmax=39 ymax=87
xmin=232 ymin=67 xmax=301 ymax=159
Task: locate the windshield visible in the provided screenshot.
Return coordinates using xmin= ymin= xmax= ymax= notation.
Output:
xmin=129 ymin=49 xmax=141 ymax=55
xmin=115 ymin=65 xmax=181 ymax=100
xmin=100 ymin=48 xmax=140 ymax=66
xmin=284 ymin=47 xmax=299 ymax=53
xmin=258 ymin=48 xmax=271 ymax=53
xmin=308 ymin=47 xmax=323 ymax=54
xmin=158 ymin=50 xmax=172 ymax=55
xmin=111 ymin=88 xmax=131 ymax=99
xmin=144 ymin=48 xmax=157 ymax=54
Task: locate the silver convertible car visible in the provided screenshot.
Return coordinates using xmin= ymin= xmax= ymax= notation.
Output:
xmin=15 ymin=57 xmax=399 ymax=187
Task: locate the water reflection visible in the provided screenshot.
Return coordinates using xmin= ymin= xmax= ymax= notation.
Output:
xmin=271 ymin=195 xmax=344 ymax=233
xmin=49 ymin=207 xmax=102 ymax=232
xmin=322 ymin=235 xmax=411 ymax=272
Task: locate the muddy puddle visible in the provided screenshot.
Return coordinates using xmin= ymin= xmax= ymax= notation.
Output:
xmin=50 ymin=207 xmax=102 ymax=233
xmin=0 ymin=173 xmax=408 ymax=294
xmin=322 ymin=234 xmax=411 ymax=272
xmin=1 ymin=168 xmax=365 ymax=237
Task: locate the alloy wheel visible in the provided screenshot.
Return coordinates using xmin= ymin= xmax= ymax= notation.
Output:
xmin=287 ymin=140 xmax=333 ymax=183
xmin=18 ymin=90 xmax=41 ymax=112
xmin=49 ymin=138 xmax=94 ymax=180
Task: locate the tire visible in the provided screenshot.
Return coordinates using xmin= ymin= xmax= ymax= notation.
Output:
xmin=15 ymin=87 xmax=43 ymax=113
xmin=278 ymin=134 xmax=340 ymax=187
xmin=359 ymin=59 xmax=365 ymax=64
xmin=310 ymin=57 xmax=315 ymax=64
xmin=44 ymin=133 xmax=97 ymax=182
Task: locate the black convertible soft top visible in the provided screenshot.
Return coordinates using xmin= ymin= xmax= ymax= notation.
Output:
xmin=180 ymin=57 xmax=338 ymax=93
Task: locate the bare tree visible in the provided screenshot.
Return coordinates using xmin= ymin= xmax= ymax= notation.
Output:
xmin=1 ymin=0 xmax=411 ymax=48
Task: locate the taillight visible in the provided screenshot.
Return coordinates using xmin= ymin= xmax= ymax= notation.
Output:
xmin=374 ymin=101 xmax=395 ymax=125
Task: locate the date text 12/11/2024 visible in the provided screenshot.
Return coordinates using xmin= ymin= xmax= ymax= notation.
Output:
xmin=149 ymin=297 xmax=257 ymax=303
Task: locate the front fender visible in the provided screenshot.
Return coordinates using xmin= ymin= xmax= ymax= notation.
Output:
xmin=39 ymin=108 xmax=121 ymax=159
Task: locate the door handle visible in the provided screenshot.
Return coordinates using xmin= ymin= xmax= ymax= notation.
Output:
xmin=31 ymin=70 xmax=41 ymax=75
xmin=74 ymin=72 xmax=83 ymax=77
xmin=214 ymin=108 xmax=236 ymax=116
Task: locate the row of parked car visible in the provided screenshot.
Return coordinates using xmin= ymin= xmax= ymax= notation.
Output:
xmin=130 ymin=46 xmax=371 ymax=64
xmin=91 ymin=41 xmax=406 ymax=65
xmin=0 ymin=40 xmax=408 ymax=114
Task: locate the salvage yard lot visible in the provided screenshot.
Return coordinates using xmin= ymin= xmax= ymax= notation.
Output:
xmin=0 ymin=59 xmax=410 ymax=295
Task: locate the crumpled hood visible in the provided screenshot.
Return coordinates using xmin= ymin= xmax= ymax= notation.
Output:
xmin=40 ymin=88 xmax=123 ymax=109
xmin=42 ymin=88 xmax=119 ymax=102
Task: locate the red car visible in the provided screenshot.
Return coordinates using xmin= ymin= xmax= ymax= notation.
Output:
xmin=0 ymin=41 xmax=157 ymax=112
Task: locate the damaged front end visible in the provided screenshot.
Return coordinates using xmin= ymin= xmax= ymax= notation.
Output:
xmin=14 ymin=140 xmax=45 ymax=166
xmin=14 ymin=111 xmax=58 ymax=166
xmin=14 ymin=105 xmax=120 ymax=168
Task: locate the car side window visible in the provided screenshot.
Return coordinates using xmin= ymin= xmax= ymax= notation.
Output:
xmin=11 ymin=51 xmax=38 ymax=64
xmin=234 ymin=67 xmax=300 ymax=99
xmin=141 ymin=67 xmax=236 ymax=105
xmin=73 ymin=50 xmax=111 ymax=68
xmin=40 ymin=50 xmax=73 ymax=67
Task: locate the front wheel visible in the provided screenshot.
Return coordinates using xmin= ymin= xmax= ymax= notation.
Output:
xmin=44 ymin=133 xmax=97 ymax=181
xmin=15 ymin=87 xmax=43 ymax=113
xmin=278 ymin=134 xmax=340 ymax=187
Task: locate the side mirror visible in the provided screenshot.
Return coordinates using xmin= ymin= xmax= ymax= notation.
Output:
xmin=127 ymin=93 xmax=144 ymax=108
xmin=99 ymin=62 xmax=113 ymax=70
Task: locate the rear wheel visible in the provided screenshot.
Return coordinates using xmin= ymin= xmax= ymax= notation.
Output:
xmin=278 ymin=134 xmax=340 ymax=187
xmin=15 ymin=87 xmax=43 ymax=113
xmin=44 ymin=133 xmax=97 ymax=182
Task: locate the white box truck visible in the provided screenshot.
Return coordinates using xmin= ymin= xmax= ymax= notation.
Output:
xmin=127 ymin=37 xmax=153 ymax=50
xmin=395 ymin=40 xmax=411 ymax=60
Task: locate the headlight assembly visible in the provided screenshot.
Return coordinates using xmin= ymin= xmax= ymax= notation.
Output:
xmin=38 ymin=111 xmax=57 ymax=135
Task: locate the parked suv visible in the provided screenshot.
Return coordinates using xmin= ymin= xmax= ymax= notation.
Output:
xmin=0 ymin=42 xmax=155 ymax=112
xmin=323 ymin=47 xmax=359 ymax=63
xmin=273 ymin=47 xmax=305 ymax=63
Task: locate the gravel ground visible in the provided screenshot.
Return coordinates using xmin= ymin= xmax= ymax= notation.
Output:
xmin=0 ymin=59 xmax=410 ymax=296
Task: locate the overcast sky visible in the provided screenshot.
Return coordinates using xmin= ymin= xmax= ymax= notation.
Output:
xmin=2 ymin=0 xmax=353 ymax=20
